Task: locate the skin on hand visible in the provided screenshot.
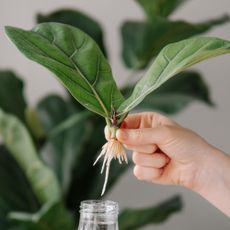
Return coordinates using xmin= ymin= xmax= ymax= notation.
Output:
xmin=105 ymin=112 xmax=230 ymax=216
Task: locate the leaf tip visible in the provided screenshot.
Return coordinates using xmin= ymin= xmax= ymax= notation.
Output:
xmin=4 ymin=26 xmax=19 ymax=39
xmin=4 ymin=25 xmax=15 ymax=33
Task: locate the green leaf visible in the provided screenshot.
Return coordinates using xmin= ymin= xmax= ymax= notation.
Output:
xmin=121 ymin=15 xmax=230 ymax=69
xmin=36 ymin=95 xmax=92 ymax=195
xmin=0 ymin=70 xmax=27 ymax=121
xmin=9 ymin=201 xmax=74 ymax=230
xmin=40 ymin=114 xmax=91 ymax=195
xmin=119 ymin=195 xmax=182 ymax=230
xmin=49 ymin=110 xmax=91 ymax=137
xmin=37 ymin=95 xmax=89 ymax=193
xmin=37 ymin=9 xmax=108 ymax=57
xmin=136 ymin=0 xmax=186 ymax=18
xmin=0 ymin=109 xmax=61 ymax=204
xmin=37 ymin=95 xmax=72 ymax=133
xmin=122 ymin=71 xmax=213 ymax=114
xmin=0 ymin=146 xmax=40 ymax=229
xmin=5 ymin=23 xmax=124 ymax=118
xmin=118 ymin=37 xmax=230 ymax=114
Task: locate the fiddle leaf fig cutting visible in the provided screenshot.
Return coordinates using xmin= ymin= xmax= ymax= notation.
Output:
xmin=5 ymin=22 xmax=230 ymax=195
xmin=5 ymin=23 xmax=124 ymax=119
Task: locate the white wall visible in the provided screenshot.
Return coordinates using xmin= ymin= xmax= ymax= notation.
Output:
xmin=1 ymin=0 xmax=230 ymax=229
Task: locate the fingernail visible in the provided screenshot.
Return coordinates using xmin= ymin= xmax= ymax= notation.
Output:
xmin=117 ymin=129 xmax=128 ymax=141
xmin=121 ymin=121 xmax=127 ymax=128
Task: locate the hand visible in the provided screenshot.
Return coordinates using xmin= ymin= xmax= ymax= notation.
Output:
xmin=110 ymin=112 xmax=230 ymax=216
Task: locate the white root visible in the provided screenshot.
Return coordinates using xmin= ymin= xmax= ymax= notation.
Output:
xmin=93 ymin=143 xmax=107 ymax=166
xmin=93 ymin=138 xmax=128 ymax=196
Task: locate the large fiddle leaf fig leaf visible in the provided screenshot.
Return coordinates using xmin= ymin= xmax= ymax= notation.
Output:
xmin=122 ymin=15 xmax=230 ymax=69
xmin=36 ymin=95 xmax=72 ymax=133
xmin=0 ymin=109 xmax=61 ymax=204
xmin=37 ymin=9 xmax=107 ymax=57
xmin=136 ymin=0 xmax=186 ymax=19
xmin=43 ymin=120 xmax=90 ymax=194
xmin=0 ymin=70 xmax=27 ymax=121
xmin=8 ymin=201 xmax=74 ymax=230
xmin=119 ymin=195 xmax=182 ymax=230
xmin=36 ymin=95 xmax=91 ymax=194
xmin=118 ymin=37 xmax=230 ymax=115
xmin=0 ymin=146 xmax=40 ymax=229
xmin=121 ymin=71 xmax=213 ymax=114
xmin=5 ymin=23 xmax=124 ymax=118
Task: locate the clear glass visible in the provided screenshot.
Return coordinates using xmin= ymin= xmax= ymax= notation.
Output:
xmin=77 ymin=200 xmax=119 ymax=230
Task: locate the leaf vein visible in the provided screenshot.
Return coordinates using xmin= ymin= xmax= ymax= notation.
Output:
xmin=92 ymin=53 xmax=100 ymax=87
xmin=34 ymin=28 xmax=110 ymax=116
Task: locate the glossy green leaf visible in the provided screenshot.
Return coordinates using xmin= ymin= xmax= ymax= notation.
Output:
xmin=49 ymin=110 xmax=91 ymax=137
xmin=136 ymin=0 xmax=186 ymax=18
xmin=0 ymin=109 xmax=61 ymax=204
xmin=118 ymin=37 xmax=230 ymax=114
xmin=5 ymin=23 xmax=124 ymax=118
xmin=0 ymin=70 xmax=27 ymax=121
xmin=37 ymin=95 xmax=72 ymax=133
xmin=40 ymin=116 xmax=90 ymax=195
xmin=36 ymin=95 xmax=90 ymax=194
xmin=119 ymin=196 xmax=182 ymax=230
xmin=121 ymin=15 xmax=230 ymax=69
xmin=37 ymin=9 xmax=107 ymax=57
xmin=9 ymin=201 xmax=74 ymax=230
xmin=121 ymin=71 xmax=213 ymax=114
xmin=0 ymin=146 xmax=40 ymax=229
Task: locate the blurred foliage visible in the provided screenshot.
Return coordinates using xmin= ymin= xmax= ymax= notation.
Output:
xmin=1 ymin=0 xmax=228 ymax=229
xmin=119 ymin=196 xmax=182 ymax=230
xmin=0 ymin=70 xmax=27 ymax=121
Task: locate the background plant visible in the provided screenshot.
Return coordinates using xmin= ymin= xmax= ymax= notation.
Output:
xmin=0 ymin=0 xmax=229 ymax=229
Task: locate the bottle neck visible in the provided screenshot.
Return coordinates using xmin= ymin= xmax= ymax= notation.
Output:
xmin=78 ymin=200 xmax=119 ymax=229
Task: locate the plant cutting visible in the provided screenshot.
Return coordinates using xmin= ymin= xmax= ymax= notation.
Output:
xmin=1 ymin=1 xmax=230 ymax=229
xmin=5 ymin=22 xmax=230 ymax=195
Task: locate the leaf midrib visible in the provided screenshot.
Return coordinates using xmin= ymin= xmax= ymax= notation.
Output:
xmin=118 ymin=40 xmax=215 ymax=115
xmin=16 ymin=27 xmax=110 ymax=117
xmin=41 ymin=27 xmax=110 ymax=117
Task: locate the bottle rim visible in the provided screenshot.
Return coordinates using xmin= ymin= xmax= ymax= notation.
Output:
xmin=80 ymin=200 xmax=119 ymax=215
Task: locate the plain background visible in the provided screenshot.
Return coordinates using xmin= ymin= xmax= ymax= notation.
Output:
xmin=1 ymin=0 xmax=230 ymax=229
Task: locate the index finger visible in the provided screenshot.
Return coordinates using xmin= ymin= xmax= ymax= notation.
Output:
xmin=122 ymin=112 xmax=177 ymax=129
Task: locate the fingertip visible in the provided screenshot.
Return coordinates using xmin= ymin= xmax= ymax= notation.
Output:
xmin=133 ymin=165 xmax=141 ymax=180
xmin=133 ymin=165 xmax=162 ymax=182
xmin=132 ymin=151 xmax=138 ymax=164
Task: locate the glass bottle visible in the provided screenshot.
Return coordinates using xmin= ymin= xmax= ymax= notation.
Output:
xmin=77 ymin=200 xmax=119 ymax=230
